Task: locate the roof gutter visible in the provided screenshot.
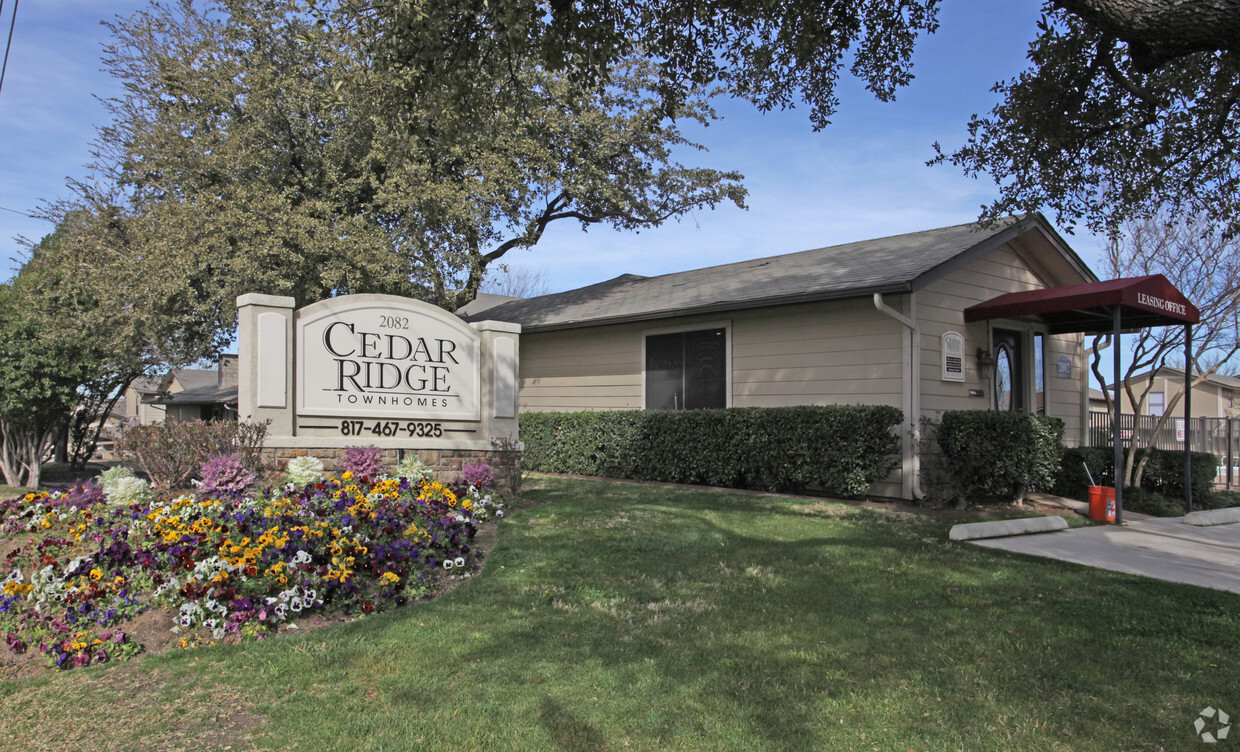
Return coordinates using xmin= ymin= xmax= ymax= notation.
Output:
xmin=874 ymin=293 xmax=925 ymax=500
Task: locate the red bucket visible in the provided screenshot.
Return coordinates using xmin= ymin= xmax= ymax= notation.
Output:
xmin=1088 ymin=486 xmax=1116 ymax=522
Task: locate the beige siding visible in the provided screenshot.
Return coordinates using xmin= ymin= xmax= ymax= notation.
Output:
xmin=916 ymin=242 xmax=1088 ymax=445
xmin=731 ymin=298 xmax=903 ymax=409
xmin=1114 ymin=375 xmax=1235 ymax=420
xmin=518 ymin=299 xmax=905 ymax=414
xmin=1045 ymin=334 xmax=1086 ymax=446
xmin=519 ymin=325 xmax=643 ymax=412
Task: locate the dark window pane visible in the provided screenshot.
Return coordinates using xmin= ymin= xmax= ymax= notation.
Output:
xmin=645 ymin=332 xmax=684 ymax=409
xmin=684 ymin=328 xmax=726 ymax=409
xmin=1034 ymin=333 xmax=1045 ymax=414
xmin=995 ymin=344 xmax=1014 ymax=411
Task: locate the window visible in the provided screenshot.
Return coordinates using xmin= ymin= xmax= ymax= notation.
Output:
xmin=994 ymin=343 xmax=1015 ymax=411
xmin=1149 ymin=391 xmax=1165 ymax=417
xmin=1034 ymin=333 xmax=1046 ymax=414
xmin=991 ymin=328 xmax=1025 ymax=412
xmin=645 ymin=328 xmax=727 ymax=409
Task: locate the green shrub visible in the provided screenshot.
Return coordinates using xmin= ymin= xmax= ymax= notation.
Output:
xmin=520 ymin=405 xmax=902 ymax=498
xmin=1120 ymin=487 xmax=1185 ymax=517
xmin=924 ymin=411 xmax=1064 ymax=506
xmin=1056 ymin=446 xmax=1222 ymax=509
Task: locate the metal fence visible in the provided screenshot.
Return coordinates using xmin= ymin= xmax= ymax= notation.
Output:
xmin=1088 ymin=411 xmax=1240 ymax=488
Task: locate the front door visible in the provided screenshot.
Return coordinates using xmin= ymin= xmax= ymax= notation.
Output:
xmin=992 ymin=328 xmax=1025 ymax=412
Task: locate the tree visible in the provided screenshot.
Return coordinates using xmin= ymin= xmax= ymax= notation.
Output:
xmin=0 ymin=285 xmax=94 ymax=487
xmin=0 ymin=217 xmax=138 ymax=487
xmin=313 ymin=0 xmax=942 ymax=131
xmin=3 ymin=200 xmax=212 ymax=479
xmin=1087 ymin=212 xmax=1240 ymax=487
xmin=320 ymin=0 xmax=1239 ymax=238
xmin=85 ymin=0 xmax=745 ymax=327
xmin=933 ymin=4 xmax=1240 ymax=237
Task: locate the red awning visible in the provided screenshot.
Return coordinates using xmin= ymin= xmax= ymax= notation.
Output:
xmin=963 ymin=274 xmax=1200 ymax=334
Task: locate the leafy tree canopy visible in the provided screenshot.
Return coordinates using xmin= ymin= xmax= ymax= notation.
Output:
xmin=934 ymin=4 xmax=1240 ymax=237
xmin=318 ymin=0 xmax=1239 ymax=236
xmin=83 ymin=0 xmax=745 ymax=321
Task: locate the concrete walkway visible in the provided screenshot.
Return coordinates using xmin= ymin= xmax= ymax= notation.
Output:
xmin=970 ymin=511 xmax=1240 ymax=596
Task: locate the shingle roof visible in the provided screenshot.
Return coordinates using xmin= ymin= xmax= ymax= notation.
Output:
xmin=129 ymin=376 xmax=163 ymax=394
xmin=463 ymin=215 xmax=1079 ymax=332
xmin=152 ymin=384 xmax=238 ymax=406
xmin=171 ymin=368 xmax=217 ymax=391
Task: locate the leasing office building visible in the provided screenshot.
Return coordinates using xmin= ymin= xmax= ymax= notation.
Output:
xmin=462 ymin=215 xmax=1097 ymax=499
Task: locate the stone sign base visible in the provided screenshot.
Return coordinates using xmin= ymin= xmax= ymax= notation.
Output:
xmin=259 ymin=445 xmax=520 ymax=491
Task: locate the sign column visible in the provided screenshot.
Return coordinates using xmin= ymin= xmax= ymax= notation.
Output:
xmin=237 ymin=293 xmax=296 ymax=437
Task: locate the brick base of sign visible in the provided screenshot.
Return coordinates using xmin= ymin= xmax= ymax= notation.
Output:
xmin=258 ymin=447 xmax=521 ymax=490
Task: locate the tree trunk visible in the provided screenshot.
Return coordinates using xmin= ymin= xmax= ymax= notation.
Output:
xmin=0 ymin=419 xmax=43 ymax=488
xmin=1052 ymin=0 xmax=1240 ymax=69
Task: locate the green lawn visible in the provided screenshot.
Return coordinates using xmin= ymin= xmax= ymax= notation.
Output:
xmin=0 ymin=485 xmax=34 ymax=499
xmin=1 ymin=475 xmax=1236 ymax=751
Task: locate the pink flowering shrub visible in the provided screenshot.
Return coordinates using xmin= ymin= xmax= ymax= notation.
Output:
xmin=198 ymin=454 xmax=256 ymax=497
xmin=340 ymin=445 xmax=384 ymax=478
xmin=460 ymin=460 xmax=494 ymax=489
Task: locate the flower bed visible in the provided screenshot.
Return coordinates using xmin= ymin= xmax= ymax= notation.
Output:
xmin=0 ymin=472 xmax=504 ymax=671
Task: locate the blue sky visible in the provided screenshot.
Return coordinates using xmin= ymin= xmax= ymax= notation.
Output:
xmin=0 ymin=0 xmax=1110 ymax=292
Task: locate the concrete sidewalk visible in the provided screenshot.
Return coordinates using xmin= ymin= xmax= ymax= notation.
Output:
xmin=970 ymin=514 xmax=1240 ymax=595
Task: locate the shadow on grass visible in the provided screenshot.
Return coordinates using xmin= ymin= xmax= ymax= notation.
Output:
xmin=422 ymin=478 xmax=1240 ymax=750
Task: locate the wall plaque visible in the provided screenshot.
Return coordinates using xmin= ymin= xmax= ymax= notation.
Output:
xmin=941 ymin=331 xmax=965 ymax=382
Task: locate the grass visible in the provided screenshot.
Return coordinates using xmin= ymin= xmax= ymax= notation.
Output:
xmin=1 ymin=474 xmax=1237 ymax=751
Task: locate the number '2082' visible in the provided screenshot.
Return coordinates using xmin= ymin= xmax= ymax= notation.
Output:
xmin=378 ymin=315 xmax=409 ymax=329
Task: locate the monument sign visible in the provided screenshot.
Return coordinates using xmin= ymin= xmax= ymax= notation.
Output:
xmin=236 ymin=293 xmax=520 ymax=478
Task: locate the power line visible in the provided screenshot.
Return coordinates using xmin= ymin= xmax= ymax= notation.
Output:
xmin=0 ymin=0 xmax=18 ymax=102
xmin=0 ymin=204 xmax=43 ymax=219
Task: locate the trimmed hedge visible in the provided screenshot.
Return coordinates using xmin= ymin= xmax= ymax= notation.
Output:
xmin=925 ymin=411 xmax=1065 ymax=505
xmin=1055 ymin=446 xmax=1219 ymax=504
xmin=520 ymin=405 xmax=903 ymax=498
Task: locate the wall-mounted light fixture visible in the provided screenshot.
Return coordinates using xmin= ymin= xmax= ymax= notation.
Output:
xmin=976 ymin=348 xmax=995 ymax=378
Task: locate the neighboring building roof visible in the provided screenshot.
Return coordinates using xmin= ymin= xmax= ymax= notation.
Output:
xmin=153 ymin=384 xmax=239 ymax=407
xmin=129 ymin=375 xmax=163 ymax=395
xmin=167 ymin=368 xmax=217 ymax=392
xmin=462 ymin=214 xmax=1095 ymax=332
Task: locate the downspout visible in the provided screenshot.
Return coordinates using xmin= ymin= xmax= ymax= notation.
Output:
xmin=874 ymin=293 xmax=924 ymax=499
